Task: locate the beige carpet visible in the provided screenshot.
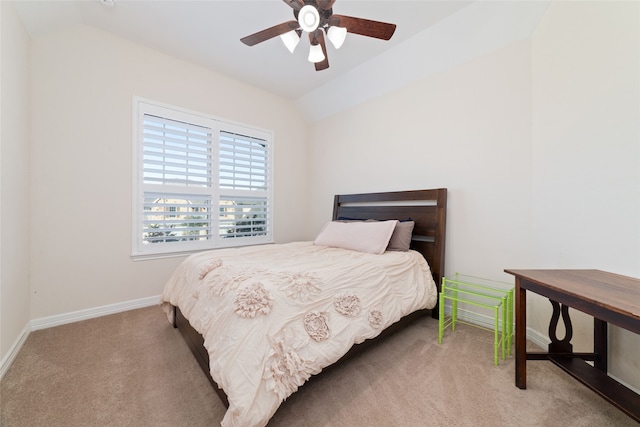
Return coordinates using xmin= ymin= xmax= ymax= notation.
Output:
xmin=0 ymin=306 xmax=636 ymax=426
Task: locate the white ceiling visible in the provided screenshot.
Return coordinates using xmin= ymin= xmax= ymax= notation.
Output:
xmin=12 ymin=0 xmax=550 ymax=122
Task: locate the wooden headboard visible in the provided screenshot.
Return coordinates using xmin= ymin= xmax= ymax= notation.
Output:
xmin=332 ymin=188 xmax=447 ymax=290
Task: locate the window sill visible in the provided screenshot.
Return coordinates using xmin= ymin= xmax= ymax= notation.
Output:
xmin=131 ymin=240 xmax=274 ymax=262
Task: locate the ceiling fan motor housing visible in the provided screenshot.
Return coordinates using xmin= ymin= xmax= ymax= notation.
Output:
xmin=295 ymin=3 xmax=333 ymax=33
xmin=298 ymin=5 xmax=321 ymax=32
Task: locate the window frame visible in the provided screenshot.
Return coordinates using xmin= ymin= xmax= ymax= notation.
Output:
xmin=131 ymin=97 xmax=274 ymax=260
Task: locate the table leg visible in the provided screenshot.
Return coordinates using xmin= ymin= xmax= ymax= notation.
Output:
xmin=515 ymin=278 xmax=527 ymax=389
xmin=594 ymin=318 xmax=608 ymax=372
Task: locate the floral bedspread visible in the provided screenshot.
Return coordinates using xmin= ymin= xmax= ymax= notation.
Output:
xmin=160 ymin=241 xmax=437 ymax=427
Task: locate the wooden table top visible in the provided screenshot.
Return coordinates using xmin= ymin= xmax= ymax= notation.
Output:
xmin=505 ymin=269 xmax=640 ymax=328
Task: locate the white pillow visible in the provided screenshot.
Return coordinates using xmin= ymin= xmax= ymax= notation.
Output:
xmin=313 ymin=220 xmax=399 ymax=254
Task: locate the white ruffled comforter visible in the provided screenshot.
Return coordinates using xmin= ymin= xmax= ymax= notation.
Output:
xmin=160 ymin=241 xmax=437 ymax=427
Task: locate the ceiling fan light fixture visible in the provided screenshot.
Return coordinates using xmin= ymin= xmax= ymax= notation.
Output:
xmin=308 ymin=43 xmax=325 ymax=63
xmin=298 ymin=5 xmax=320 ymax=32
xmin=280 ymin=30 xmax=300 ymax=53
xmin=327 ymin=26 xmax=347 ymax=49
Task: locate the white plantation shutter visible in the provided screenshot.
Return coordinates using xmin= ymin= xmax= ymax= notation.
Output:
xmin=219 ymin=196 xmax=269 ymax=239
xmin=218 ymin=131 xmax=270 ymax=240
xmin=143 ymin=115 xmax=212 ymax=188
xmin=133 ymin=100 xmax=273 ymax=258
xmin=142 ymin=193 xmax=213 ymax=244
xmin=219 ymin=131 xmax=268 ymax=191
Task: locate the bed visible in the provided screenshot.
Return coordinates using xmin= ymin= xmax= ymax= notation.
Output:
xmin=160 ymin=188 xmax=447 ymax=427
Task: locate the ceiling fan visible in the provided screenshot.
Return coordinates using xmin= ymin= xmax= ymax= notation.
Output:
xmin=240 ymin=0 xmax=397 ymax=71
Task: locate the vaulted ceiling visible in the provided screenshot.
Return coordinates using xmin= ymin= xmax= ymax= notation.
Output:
xmin=12 ymin=0 xmax=549 ymax=121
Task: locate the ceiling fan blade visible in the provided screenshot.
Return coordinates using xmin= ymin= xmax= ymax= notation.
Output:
xmin=240 ymin=20 xmax=299 ymax=46
xmin=330 ymin=14 xmax=396 ymax=40
xmin=316 ymin=0 xmax=336 ymax=10
xmin=283 ymin=0 xmax=304 ymax=11
xmin=312 ymin=30 xmax=329 ymax=71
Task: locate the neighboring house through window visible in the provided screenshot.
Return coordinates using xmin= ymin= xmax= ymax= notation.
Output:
xmin=132 ymin=98 xmax=273 ymax=259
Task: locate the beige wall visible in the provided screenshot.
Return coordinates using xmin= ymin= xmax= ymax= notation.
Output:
xmin=530 ymin=0 xmax=639 ymax=390
xmin=308 ymin=39 xmax=534 ymax=282
xmin=307 ymin=1 xmax=639 ymax=390
xmin=27 ymin=24 xmax=309 ymax=320
xmin=0 ymin=1 xmax=31 ymax=364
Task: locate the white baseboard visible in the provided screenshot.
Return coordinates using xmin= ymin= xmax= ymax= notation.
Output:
xmin=524 ymin=324 xmax=551 ymax=349
xmin=448 ymin=306 xmax=514 ymax=334
xmin=611 ymin=373 xmax=640 ymax=395
xmin=0 ymin=295 xmax=160 ymax=381
xmin=30 ymin=295 xmax=160 ymax=331
xmin=450 ymin=306 xmax=555 ymax=349
xmin=0 ymin=322 xmax=31 ymax=381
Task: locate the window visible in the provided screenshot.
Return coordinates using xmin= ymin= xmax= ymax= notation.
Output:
xmin=132 ymin=99 xmax=273 ymax=259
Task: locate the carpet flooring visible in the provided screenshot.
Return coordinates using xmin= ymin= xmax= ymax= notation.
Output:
xmin=1 ymin=306 xmax=637 ymax=426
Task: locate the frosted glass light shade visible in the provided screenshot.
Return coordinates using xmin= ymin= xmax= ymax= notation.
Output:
xmin=327 ymin=26 xmax=347 ymax=49
xmin=298 ymin=5 xmax=320 ymax=32
xmin=280 ymin=30 xmax=300 ymax=53
xmin=308 ymin=44 xmax=325 ymax=63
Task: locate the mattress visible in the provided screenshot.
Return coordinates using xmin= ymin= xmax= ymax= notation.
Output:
xmin=160 ymin=241 xmax=437 ymax=427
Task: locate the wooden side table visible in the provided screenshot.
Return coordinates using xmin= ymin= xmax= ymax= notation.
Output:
xmin=505 ymin=269 xmax=640 ymax=423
